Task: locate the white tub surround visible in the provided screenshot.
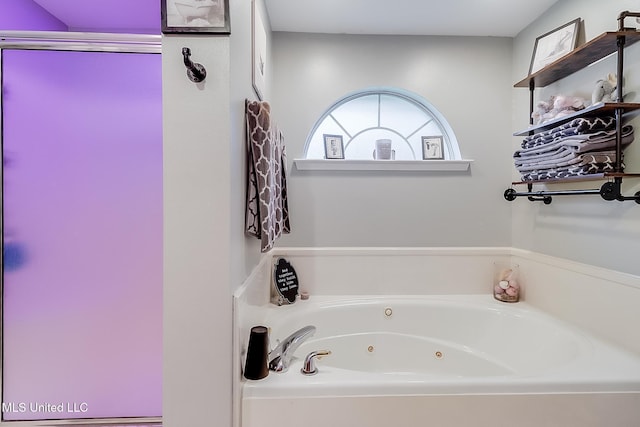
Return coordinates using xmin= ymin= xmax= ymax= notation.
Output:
xmin=242 ymin=393 xmax=640 ymax=427
xmin=236 ymin=247 xmax=640 ymax=355
xmin=264 ymin=247 xmax=512 ymax=295
xmin=513 ymin=248 xmax=640 ymax=356
xmin=234 ymin=247 xmax=640 ymax=427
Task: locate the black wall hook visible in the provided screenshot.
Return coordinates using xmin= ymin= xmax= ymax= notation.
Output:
xmin=182 ymin=47 xmax=206 ymax=83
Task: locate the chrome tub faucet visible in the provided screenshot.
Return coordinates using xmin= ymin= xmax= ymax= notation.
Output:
xmin=268 ymin=325 xmax=316 ymax=372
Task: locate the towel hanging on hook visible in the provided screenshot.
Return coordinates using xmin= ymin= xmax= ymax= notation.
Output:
xmin=182 ymin=47 xmax=206 ymax=83
xmin=245 ymin=100 xmax=291 ymax=252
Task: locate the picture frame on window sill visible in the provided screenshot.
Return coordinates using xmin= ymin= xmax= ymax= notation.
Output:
xmin=323 ymin=134 xmax=345 ymax=159
xmin=161 ymin=0 xmax=231 ymax=34
xmin=422 ymin=136 xmax=444 ymax=160
xmin=529 ymin=18 xmax=580 ymax=75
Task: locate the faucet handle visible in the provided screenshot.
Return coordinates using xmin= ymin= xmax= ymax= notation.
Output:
xmin=300 ymin=350 xmax=332 ymax=376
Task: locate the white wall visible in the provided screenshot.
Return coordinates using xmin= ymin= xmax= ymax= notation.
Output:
xmin=229 ymin=1 xmax=272 ymax=425
xmin=230 ymin=0 xmax=270 ymax=289
xmin=268 ymin=1 xmax=640 ymax=272
xmin=163 ymin=0 xmax=271 ymax=426
xmin=271 ymin=33 xmax=513 ymax=248
xmin=162 ymin=35 xmax=232 ymax=427
xmin=511 ymin=0 xmax=640 ymax=275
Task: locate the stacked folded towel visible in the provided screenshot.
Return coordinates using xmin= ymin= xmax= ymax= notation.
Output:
xmin=514 ymin=116 xmax=634 ymax=181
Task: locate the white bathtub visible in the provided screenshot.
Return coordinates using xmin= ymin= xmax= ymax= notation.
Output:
xmin=241 ymin=295 xmax=640 ymax=427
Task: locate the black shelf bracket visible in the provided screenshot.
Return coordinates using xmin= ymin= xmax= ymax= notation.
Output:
xmin=617 ymin=11 xmax=640 ymax=31
xmin=504 ymin=180 xmax=640 ymax=205
xmin=600 ymin=179 xmax=640 ymax=203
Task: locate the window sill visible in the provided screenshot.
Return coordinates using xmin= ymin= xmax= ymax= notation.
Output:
xmin=293 ymin=159 xmax=473 ymax=172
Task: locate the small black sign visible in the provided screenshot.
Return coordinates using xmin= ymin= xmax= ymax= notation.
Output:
xmin=273 ymin=258 xmax=299 ymax=304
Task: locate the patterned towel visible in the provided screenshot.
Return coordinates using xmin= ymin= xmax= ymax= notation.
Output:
xmin=514 ymin=126 xmax=634 ymax=165
xmin=521 ymin=116 xmax=616 ymax=149
xmin=514 ymin=126 xmax=633 ymax=159
xmin=520 ymin=160 xmax=621 ymax=181
xmin=519 ymin=151 xmax=623 ymax=180
xmin=514 ymin=122 xmax=634 ymax=181
xmin=245 ymin=100 xmax=290 ymax=252
xmin=516 ymin=151 xmax=620 ymax=172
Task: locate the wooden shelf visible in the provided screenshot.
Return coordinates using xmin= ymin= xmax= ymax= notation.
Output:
xmin=513 ymin=102 xmax=640 ymax=136
xmin=514 ymin=31 xmax=640 ymax=88
xmin=511 ymin=173 xmax=640 ymax=186
xmin=506 ymin=21 xmax=640 ymax=204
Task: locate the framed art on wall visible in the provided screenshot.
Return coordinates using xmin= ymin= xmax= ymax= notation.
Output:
xmin=529 ymin=18 xmax=580 ymax=75
xmin=252 ymin=0 xmax=267 ymax=100
xmin=161 ymin=0 xmax=231 ymax=34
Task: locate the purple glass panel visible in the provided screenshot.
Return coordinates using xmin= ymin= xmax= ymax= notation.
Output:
xmin=0 ymin=0 xmax=67 ymax=31
xmin=2 ymin=49 xmax=162 ymax=420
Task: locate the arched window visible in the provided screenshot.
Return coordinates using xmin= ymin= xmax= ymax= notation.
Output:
xmin=304 ymin=88 xmax=461 ymax=161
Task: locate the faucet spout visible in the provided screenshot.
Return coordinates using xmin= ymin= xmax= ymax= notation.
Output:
xmin=268 ymin=325 xmax=316 ymax=372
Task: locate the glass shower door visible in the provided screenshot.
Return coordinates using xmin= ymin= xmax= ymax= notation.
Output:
xmin=1 ymin=48 xmax=162 ymax=421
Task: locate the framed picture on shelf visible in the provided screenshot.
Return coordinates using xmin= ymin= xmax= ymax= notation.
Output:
xmin=161 ymin=0 xmax=231 ymax=34
xmin=529 ymin=18 xmax=580 ymax=75
xmin=422 ymin=136 xmax=444 ymax=160
xmin=323 ymin=134 xmax=345 ymax=159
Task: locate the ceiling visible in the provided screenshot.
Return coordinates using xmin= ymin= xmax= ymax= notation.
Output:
xmin=29 ymin=0 xmax=560 ymax=37
xmin=32 ymin=0 xmax=161 ymax=34
xmin=264 ymin=0 xmax=561 ymax=37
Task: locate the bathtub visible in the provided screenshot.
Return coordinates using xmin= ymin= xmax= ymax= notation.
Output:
xmin=241 ymin=295 xmax=640 ymax=427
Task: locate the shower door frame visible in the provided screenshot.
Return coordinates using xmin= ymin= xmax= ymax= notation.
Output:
xmin=0 ymin=31 xmax=162 ymax=427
